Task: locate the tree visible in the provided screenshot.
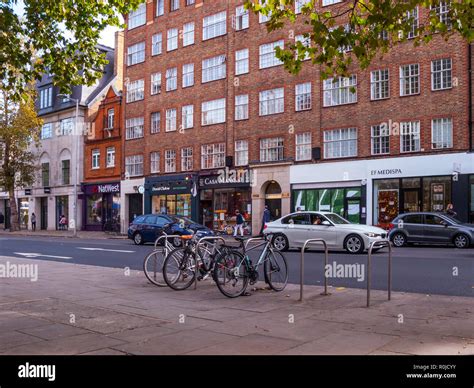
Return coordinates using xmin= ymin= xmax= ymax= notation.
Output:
xmin=0 ymin=0 xmax=144 ymax=101
xmin=246 ymin=0 xmax=474 ymax=78
xmin=0 ymin=85 xmax=42 ymax=231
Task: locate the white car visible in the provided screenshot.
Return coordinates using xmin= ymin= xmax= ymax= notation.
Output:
xmin=263 ymin=211 xmax=389 ymax=254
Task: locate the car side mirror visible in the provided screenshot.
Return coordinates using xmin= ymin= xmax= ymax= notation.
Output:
xmin=321 ymin=220 xmax=331 ymax=226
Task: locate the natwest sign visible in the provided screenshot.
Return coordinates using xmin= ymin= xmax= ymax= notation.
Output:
xmin=84 ymin=182 xmax=120 ymax=195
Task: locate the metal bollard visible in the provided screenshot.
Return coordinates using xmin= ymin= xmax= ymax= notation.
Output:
xmin=367 ymin=240 xmax=393 ymax=307
xmin=299 ymin=239 xmax=330 ymax=301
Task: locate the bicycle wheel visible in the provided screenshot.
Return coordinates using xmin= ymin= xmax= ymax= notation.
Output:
xmin=213 ymin=250 xmax=249 ymax=298
xmin=264 ymin=250 xmax=288 ymax=292
xmin=163 ymin=248 xmax=196 ymax=291
xmin=143 ymin=247 xmax=168 ymax=287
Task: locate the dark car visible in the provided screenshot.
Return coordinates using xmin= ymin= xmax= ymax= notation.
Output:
xmin=128 ymin=214 xmax=214 ymax=245
xmin=388 ymin=212 xmax=474 ymax=249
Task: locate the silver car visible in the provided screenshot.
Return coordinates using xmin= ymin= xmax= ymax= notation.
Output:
xmin=263 ymin=211 xmax=389 ymax=254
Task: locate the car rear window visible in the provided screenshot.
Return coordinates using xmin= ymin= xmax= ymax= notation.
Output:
xmin=402 ymin=214 xmax=422 ymax=224
xmin=133 ymin=216 xmax=146 ymax=224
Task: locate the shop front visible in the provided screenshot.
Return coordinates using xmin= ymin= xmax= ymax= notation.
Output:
xmin=145 ymin=174 xmax=198 ymax=221
xmin=198 ymin=169 xmax=252 ymax=234
xmin=291 ymin=152 xmax=474 ymax=227
xmin=0 ymin=196 xmax=10 ymax=229
xmin=82 ymin=182 xmax=121 ymax=231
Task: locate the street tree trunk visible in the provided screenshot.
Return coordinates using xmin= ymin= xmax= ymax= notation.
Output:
xmin=8 ymin=189 xmax=19 ymax=232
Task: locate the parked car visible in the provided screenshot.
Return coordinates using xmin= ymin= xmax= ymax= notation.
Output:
xmin=263 ymin=211 xmax=389 ymax=254
xmin=128 ymin=214 xmax=214 ymax=245
xmin=389 ymin=212 xmax=473 ymax=249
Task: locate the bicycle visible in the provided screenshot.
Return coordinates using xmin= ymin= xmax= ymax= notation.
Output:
xmin=212 ymin=234 xmax=288 ymax=298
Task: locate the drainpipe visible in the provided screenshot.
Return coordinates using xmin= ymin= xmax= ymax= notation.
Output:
xmin=469 ymin=43 xmax=473 ymax=151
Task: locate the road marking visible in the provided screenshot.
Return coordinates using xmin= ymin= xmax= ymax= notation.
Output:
xmin=14 ymin=252 xmax=73 ymax=260
xmin=77 ymin=248 xmax=135 ymax=253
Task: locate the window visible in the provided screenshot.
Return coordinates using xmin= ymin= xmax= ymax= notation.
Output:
xmin=259 ymin=40 xmax=284 ymax=69
xmin=41 ymin=163 xmax=50 ymax=186
xmin=323 ymin=128 xmax=358 ymax=159
xmin=183 ymin=22 xmax=195 ymax=46
xmin=432 ymin=1 xmax=451 ymax=28
xmin=202 ymin=55 xmax=226 ymax=83
xmin=405 ymin=7 xmax=419 ymax=39
xmin=295 ymin=0 xmax=310 ymax=13
xmin=166 ymin=67 xmax=177 ymax=91
xmin=128 ymin=3 xmax=146 ymax=30
xmin=165 ymin=150 xmax=176 ymax=173
xmin=40 ymin=123 xmax=53 ymax=139
xmin=203 ymin=11 xmax=227 ymax=40
xmin=181 ymin=147 xmax=193 ymax=171
xmin=322 ymin=0 xmax=342 ymax=5
xmin=296 ymin=133 xmax=311 ymax=161
xmin=425 ymin=214 xmax=446 ymax=225
xmin=150 ymin=152 xmax=160 ymax=173
xmin=126 ymin=79 xmax=144 ymax=103
xmin=403 ymin=214 xmax=423 ymax=224
xmin=166 ymin=108 xmax=177 ymax=132
xmin=235 ymin=140 xmax=248 ymax=166
xmin=323 ymin=76 xmax=357 ymax=106
xmin=39 ymin=87 xmax=53 ymax=109
xmin=202 ymin=98 xmax=226 ymax=125
xmin=235 ymin=5 xmax=249 ymax=30
xmin=167 ymin=28 xmax=178 ymax=51
xmin=260 ymin=137 xmax=284 ymax=162
xmin=126 ymin=117 xmax=144 ymax=140
xmin=60 ymin=118 xmax=73 ymax=136
xmin=235 ymin=94 xmax=249 ymax=120
xmin=92 ymin=149 xmax=100 ymax=169
xmin=295 ymin=82 xmax=311 ymax=111
xmin=432 ymin=118 xmax=452 ymax=149
xmin=371 ymin=125 xmax=390 ymax=155
xmin=157 ymin=0 xmax=164 ymax=16
xmin=106 ymin=147 xmax=115 ymax=168
xmin=400 ymin=121 xmax=421 ymax=153
xmin=235 ymin=49 xmax=249 ymax=75
xmin=201 ymin=143 xmax=225 ymax=169
xmin=400 ymin=64 xmax=420 ymax=96
xmin=258 ymin=0 xmax=271 ymax=23
xmin=107 ymin=109 xmax=115 ymax=129
xmin=295 ymin=35 xmax=311 ymax=60
xmin=186 ymin=0 xmax=195 ymax=5
xmin=127 ymin=42 xmax=145 ymax=66
xmin=259 ymin=88 xmax=284 ymax=116
xmin=182 ymin=63 xmax=194 ymax=87
xmin=125 ymin=155 xmax=143 ymax=177
xmin=182 ymin=105 xmax=194 ymax=129
xmin=151 ymin=73 xmax=162 ymax=95
xmin=152 ymin=33 xmax=162 ymax=56
xmin=431 ymin=58 xmax=452 ymax=90
xmin=61 ymin=160 xmax=70 ymax=185
xmin=151 ymin=112 xmax=161 ymax=134
xmin=370 ymin=69 xmax=390 ymax=100
xmin=170 ymin=0 xmax=179 ymax=12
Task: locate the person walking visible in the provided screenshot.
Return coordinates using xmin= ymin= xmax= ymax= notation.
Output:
xmin=234 ymin=210 xmax=244 ymax=237
xmin=0 ymin=211 xmax=4 ymax=229
xmin=259 ymin=205 xmax=271 ymax=236
xmin=446 ymin=203 xmax=457 ymax=218
xmin=31 ymin=212 xmax=36 ymax=231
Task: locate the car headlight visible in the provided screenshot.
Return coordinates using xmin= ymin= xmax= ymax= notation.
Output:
xmin=364 ymin=232 xmax=381 ymax=238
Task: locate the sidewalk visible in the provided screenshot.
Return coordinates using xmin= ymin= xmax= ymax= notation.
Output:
xmin=0 ymin=229 xmax=127 ymax=239
xmin=0 ymin=255 xmax=473 ymax=355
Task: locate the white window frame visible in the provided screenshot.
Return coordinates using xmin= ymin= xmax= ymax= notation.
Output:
xmin=400 ymin=64 xmax=420 ymax=96
xmin=125 ymin=155 xmax=144 ymax=177
xmin=107 ymin=108 xmax=115 ymax=129
xmin=323 ymin=128 xmax=358 ymax=159
xmin=259 ymin=88 xmax=284 ymax=116
xmin=235 ymin=94 xmax=249 ymax=121
xmin=202 ymin=54 xmax=226 ymax=83
xmin=39 ymin=87 xmax=53 ymax=109
xmin=371 ymin=124 xmax=390 ymax=155
xmin=400 ymin=121 xmax=421 ymax=153
xmin=295 ymin=82 xmax=312 ymax=111
xmin=203 ymin=11 xmax=227 ymax=40
xmin=125 ymin=117 xmax=144 ymax=140
xmin=92 ymin=149 xmax=100 ymax=169
xmin=235 ymin=49 xmax=249 ymax=75
xmin=152 ymin=33 xmax=163 ymax=56
xmin=165 ymin=150 xmax=176 ymax=173
xmin=431 ymin=58 xmax=452 ymax=91
xmin=126 ymin=79 xmax=145 ymax=103
xmin=201 ymin=143 xmax=225 ymax=169
xmin=127 ymin=42 xmax=145 ymax=66
xmin=166 ymin=67 xmax=178 ymax=91
xmin=323 ymin=76 xmax=357 ymax=106
xmin=156 ymin=0 xmax=164 ymax=16
xmin=151 ymin=73 xmax=162 ymax=95
xmin=182 ymin=104 xmax=194 ymax=129
xmin=40 ymin=123 xmax=53 ymax=139
xmin=370 ymin=69 xmax=390 ymax=100
xmin=151 ymin=112 xmax=161 ymax=134
xmin=150 ymin=151 xmax=160 ymax=173
xmin=295 ymin=133 xmax=312 ymax=161
xmin=260 ymin=137 xmax=284 ymax=162
xmin=235 ymin=5 xmax=249 ymax=30
xmin=166 ymin=108 xmax=177 ymax=132
xmin=183 ymin=22 xmax=195 ymax=46
xmin=128 ymin=3 xmax=146 ymax=30
xmin=201 ymin=98 xmax=226 ymax=126
xmin=106 ymin=147 xmax=115 ymax=168
xmin=431 ymin=118 xmax=452 ymax=149
xmin=181 ymin=147 xmax=193 ymax=172
xmin=182 ymin=63 xmax=194 ymax=88
xmin=235 ymin=140 xmax=249 ymax=166
xmin=167 ymin=28 xmax=178 ymax=51
xmin=259 ymin=40 xmax=284 ymax=69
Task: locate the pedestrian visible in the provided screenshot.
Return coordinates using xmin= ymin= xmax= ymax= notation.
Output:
xmin=31 ymin=212 xmax=36 ymax=231
xmin=446 ymin=203 xmax=457 ymax=218
xmin=234 ymin=210 xmax=244 ymax=237
xmin=59 ymin=215 xmax=67 ymax=230
xmin=0 ymin=211 xmax=4 ymax=227
xmin=259 ymin=205 xmax=271 ymax=236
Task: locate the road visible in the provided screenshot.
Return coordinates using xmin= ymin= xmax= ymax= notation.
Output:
xmin=0 ymin=236 xmax=472 ymax=297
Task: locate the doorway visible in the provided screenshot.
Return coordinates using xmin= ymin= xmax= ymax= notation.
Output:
xmin=265 ymin=181 xmax=282 ymax=221
xmin=344 ymin=197 xmax=361 ymax=223
xmin=128 ymin=194 xmax=143 ymax=224
xmin=40 ymin=197 xmax=48 ymax=230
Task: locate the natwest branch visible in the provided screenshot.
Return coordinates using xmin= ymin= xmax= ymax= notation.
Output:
xmin=81 ymin=182 xmax=121 ymax=231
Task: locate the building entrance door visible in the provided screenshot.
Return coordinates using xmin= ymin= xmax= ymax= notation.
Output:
xmin=40 ymin=197 xmax=48 ymax=230
xmin=265 ymin=181 xmax=282 ymax=221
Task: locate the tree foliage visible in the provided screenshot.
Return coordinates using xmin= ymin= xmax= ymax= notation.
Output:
xmin=246 ymin=0 xmax=474 ymax=78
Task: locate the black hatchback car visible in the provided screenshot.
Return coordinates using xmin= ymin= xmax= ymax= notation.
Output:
xmin=388 ymin=212 xmax=474 ymax=249
xmin=128 ymin=214 xmax=214 ymax=245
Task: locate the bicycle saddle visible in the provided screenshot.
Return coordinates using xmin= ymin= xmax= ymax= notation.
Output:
xmin=234 ymin=236 xmax=248 ymax=242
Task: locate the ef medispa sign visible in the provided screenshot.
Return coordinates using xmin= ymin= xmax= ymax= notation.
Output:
xmin=84 ymin=182 xmax=121 ymax=195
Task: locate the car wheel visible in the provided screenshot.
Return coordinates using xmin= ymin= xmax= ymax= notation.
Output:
xmin=172 ymin=236 xmax=183 ymax=248
xmin=272 ymin=234 xmax=289 ymax=252
xmin=453 ymin=233 xmax=470 ymax=249
xmin=133 ymin=232 xmax=144 ymax=245
xmin=344 ymin=234 xmax=364 ymax=254
xmin=391 ymin=232 xmax=407 ymax=247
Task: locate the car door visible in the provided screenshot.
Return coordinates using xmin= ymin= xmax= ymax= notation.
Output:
xmin=142 ymin=215 xmax=158 ymax=242
xmin=307 ymin=213 xmax=338 ymax=248
xmin=282 ymin=213 xmax=311 ymax=246
xmin=423 ymin=214 xmax=451 ymax=243
xmin=152 ymin=216 xmax=170 ymax=241
xmin=400 ymin=214 xmax=424 ymax=242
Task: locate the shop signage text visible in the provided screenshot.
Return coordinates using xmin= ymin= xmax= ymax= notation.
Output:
xmin=370 ymin=169 xmax=403 ymax=176
xmin=200 ymin=168 xmax=254 ymax=187
xmin=85 ymin=183 xmax=120 ymax=195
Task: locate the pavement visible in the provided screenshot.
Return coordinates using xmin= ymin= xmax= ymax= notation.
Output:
xmin=0 ymin=229 xmax=127 ymax=239
xmin=0 ymin=255 xmax=473 ymax=355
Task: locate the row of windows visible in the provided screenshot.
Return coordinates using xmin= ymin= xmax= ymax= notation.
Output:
xmin=40 ymin=160 xmax=70 ymax=187
xmin=91 ymin=147 xmax=116 ymax=169
xmin=123 ymin=117 xmax=454 ymax=176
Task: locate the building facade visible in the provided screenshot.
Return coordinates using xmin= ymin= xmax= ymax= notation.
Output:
xmin=122 ymin=0 xmax=474 ymax=236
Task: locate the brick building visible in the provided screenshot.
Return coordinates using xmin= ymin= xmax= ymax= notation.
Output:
xmin=122 ymin=0 xmax=474 ymax=235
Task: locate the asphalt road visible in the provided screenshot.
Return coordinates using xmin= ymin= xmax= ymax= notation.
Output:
xmin=0 ymin=236 xmax=472 ymax=297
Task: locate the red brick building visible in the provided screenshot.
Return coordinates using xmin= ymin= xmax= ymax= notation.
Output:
xmin=121 ymin=0 xmax=474 ymax=234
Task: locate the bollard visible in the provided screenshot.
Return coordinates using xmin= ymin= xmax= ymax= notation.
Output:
xmin=299 ymin=239 xmax=330 ymax=302
xmin=367 ymin=240 xmax=393 ymax=307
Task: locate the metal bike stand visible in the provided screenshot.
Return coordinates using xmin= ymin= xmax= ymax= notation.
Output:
xmin=244 ymin=236 xmax=266 ymax=251
xmin=367 ymin=240 xmax=393 ymax=307
xmin=153 ymin=234 xmax=182 ymax=250
xmin=299 ymin=239 xmax=329 ymax=302
xmin=195 ymin=236 xmax=227 ymax=290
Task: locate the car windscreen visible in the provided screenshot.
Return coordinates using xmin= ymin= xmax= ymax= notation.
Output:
xmin=324 ymin=213 xmax=350 ymax=224
xmin=169 ymin=215 xmax=194 ymax=225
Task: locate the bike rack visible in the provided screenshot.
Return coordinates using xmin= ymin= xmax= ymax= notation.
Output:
xmin=195 ymin=236 xmax=227 ymax=290
xmin=299 ymin=239 xmax=330 ymax=301
xmin=153 ymin=234 xmax=182 ymax=250
xmin=244 ymin=236 xmax=267 ymax=251
xmin=367 ymin=240 xmax=392 ymax=307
